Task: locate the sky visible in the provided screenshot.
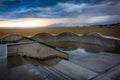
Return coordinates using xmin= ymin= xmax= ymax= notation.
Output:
xmin=0 ymin=0 xmax=120 ymax=28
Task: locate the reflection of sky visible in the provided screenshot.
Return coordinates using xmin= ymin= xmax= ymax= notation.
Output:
xmin=65 ymin=48 xmax=90 ymax=56
xmin=0 ymin=0 xmax=120 ymax=28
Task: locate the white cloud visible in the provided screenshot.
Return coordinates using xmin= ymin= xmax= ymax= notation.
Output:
xmin=58 ymin=3 xmax=88 ymax=13
xmin=86 ymin=15 xmax=120 ymax=24
xmin=49 ymin=2 xmax=120 ymax=26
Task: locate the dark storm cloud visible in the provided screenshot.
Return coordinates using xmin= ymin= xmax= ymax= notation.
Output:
xmin=0 ymin=0 xmax=120 ymax=26
xmin=0 ymin=0 xmax=120 ymax=18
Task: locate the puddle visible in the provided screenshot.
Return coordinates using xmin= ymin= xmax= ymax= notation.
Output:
xmin=48 ymin=41 xmax=119 ymax=53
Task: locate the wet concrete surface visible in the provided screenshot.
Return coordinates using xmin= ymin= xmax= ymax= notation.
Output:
xmin=1 ymin=43 xmax=120 ymax=80
xmin=0 ymin=57 xmax=8 ymax=80
xmin=8 ymin=57 xmax=46 ymax=80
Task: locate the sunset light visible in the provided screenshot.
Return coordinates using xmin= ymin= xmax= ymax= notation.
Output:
xmin=0 ymin=18 xmax=55 ymax=28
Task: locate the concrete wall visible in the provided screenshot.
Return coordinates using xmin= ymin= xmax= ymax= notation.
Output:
xmin=31 ymin=32 xmax=80 ymax=42
xmin=1 ymin=32 xmax=120 ymax=50
xmin=31 ymin=32 xmax=120 ymax=48
xmin=7 ymin=42 xmax=68 ymax=60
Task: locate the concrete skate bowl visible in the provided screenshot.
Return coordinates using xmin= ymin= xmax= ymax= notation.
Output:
xmin=31 ymin=32 xmax=80 ymax=50
xmin=31 ymin=32 xmax=120 ymax=53
xmin=52 ymin=32 xmax=81 ymax=50
xmin=0 ymin=34 xmax=33 ymax=44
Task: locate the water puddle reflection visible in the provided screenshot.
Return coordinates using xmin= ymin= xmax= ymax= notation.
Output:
xmin=51 ymin=41 xmax=119 ymax=54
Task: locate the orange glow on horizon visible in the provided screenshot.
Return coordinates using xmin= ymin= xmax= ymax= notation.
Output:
xmin=0 ymin=18 xmax=59 ymax=28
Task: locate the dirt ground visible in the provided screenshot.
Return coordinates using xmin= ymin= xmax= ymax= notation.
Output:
xmin=0 ymin=26 xmax=120 ymax=38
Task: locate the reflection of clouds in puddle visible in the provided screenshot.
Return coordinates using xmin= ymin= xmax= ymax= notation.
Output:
xmin=64 ymin=48 xmax=91 ymax=56
xmin=55 ymin=42 xmax=106 ymax=53
xmin=28 ymin=69 xmax=35 ymax=72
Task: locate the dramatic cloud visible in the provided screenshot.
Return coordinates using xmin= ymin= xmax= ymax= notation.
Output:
xmin=0 ymin=0 xmax=120 ymax=27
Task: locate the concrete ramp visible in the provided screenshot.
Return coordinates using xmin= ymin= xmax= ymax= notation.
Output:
xmin=7 ymin=42 xmax=68 ymax=60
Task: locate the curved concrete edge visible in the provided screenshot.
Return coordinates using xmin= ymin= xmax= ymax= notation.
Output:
xmin=31 ymin=32 xmax=53 ymax=37
xmin=0 ymin=32 xmax=120 ymax=49
xmin=56 ymin=32 xmax=80 ymax=37
xmin=83 ymin=32 xmax=103 ymax=37
xmin=0 ymin=34 xmax=33 ymax=44
xmin=31 ymin=32 xmax=120 ymax=48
